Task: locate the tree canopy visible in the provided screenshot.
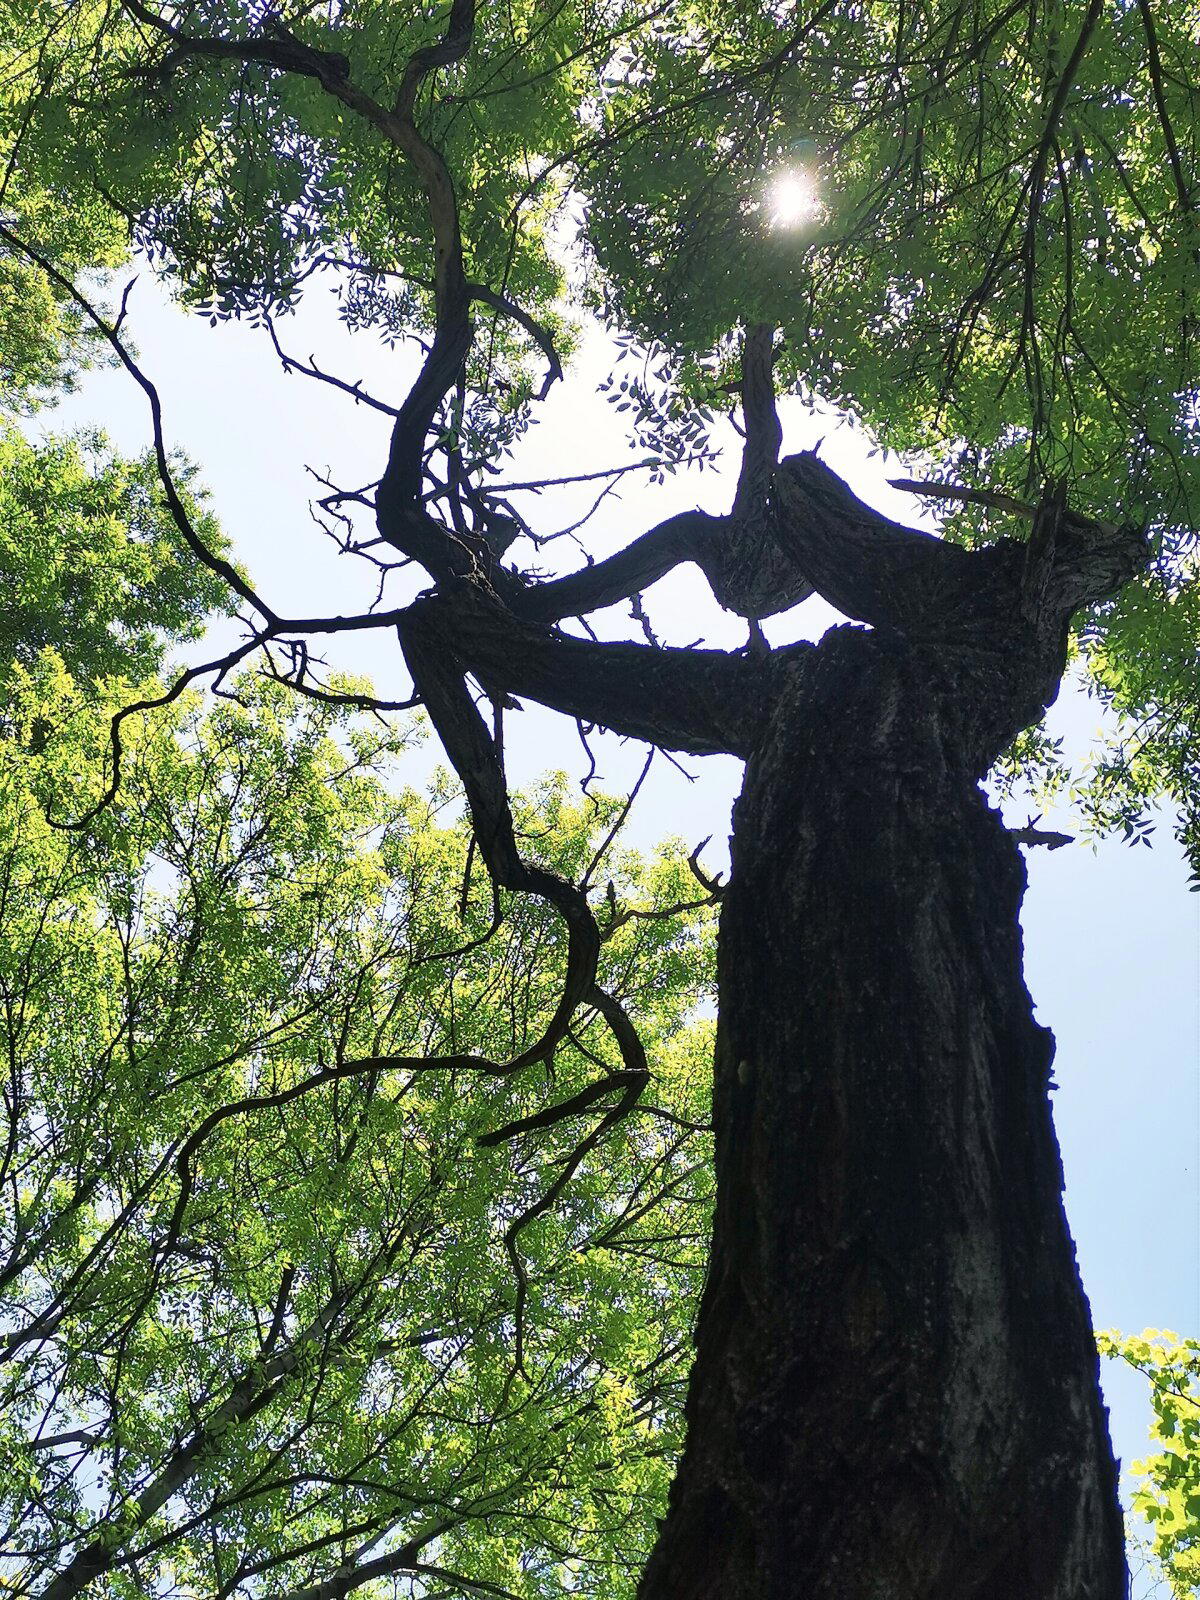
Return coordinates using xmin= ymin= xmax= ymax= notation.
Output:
xmin=0 ymin=651 xmax=718 ymax=1600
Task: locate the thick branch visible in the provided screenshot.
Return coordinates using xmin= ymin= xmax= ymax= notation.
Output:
xmin=515 ymin=332 xmax=815 ymax=625
xmin=477 ymin=1067 xmax=647 ymax=1147
xmin=732 ymin=323 xmax=783 ymax=519
xmin=514 ymin=510 xmax=723 ymax=623
xmin=773 ymin=453 xmax=1148 ymax=641
xmin=375 ymin=0 xmax=478 ymax=541
xmin=772 ymin=452 xmax=977 ymax=631
xmin=513 ymin=487 xmax=814 ymax=629
xmin=406 ymin=586 xmax=783 ymax=758
xmin=311 ymin=256 xmax=564 ymax=400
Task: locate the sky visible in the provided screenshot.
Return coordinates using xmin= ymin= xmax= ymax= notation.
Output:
xmin=43 ymin=273 xmax=1198 ymax=1595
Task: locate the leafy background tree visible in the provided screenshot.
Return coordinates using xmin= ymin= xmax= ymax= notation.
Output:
xmin=1 ymin=655 xmax=718 ymax=1599
xmin=1100 ymin=1333 xmax=1200 ymax=1598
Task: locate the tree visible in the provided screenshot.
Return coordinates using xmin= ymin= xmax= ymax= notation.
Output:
xmin=1 ymin=0 xmax=1197 ymax=1596
xmin=1098 ymin=1332 xmax=1200 ymax=1598
xmin=0 ymin=652 xmax=719 ymax=1600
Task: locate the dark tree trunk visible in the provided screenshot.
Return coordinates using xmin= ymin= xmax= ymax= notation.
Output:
xmin=419 ymin=454 xmax=1146 ymax=1600
xmin=638 ymin=614 xmax=1128 ymax=1600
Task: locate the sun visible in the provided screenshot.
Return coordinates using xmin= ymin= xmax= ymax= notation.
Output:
xmin=769 ymin=170 xmax=821 ymax=229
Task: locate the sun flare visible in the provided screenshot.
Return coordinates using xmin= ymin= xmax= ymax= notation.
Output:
xmin=769 ymin=170 xmax=821 ymax=228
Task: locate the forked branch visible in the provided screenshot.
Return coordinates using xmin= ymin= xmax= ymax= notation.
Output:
xmin=405 ymin=585 xmax=780 ymax=758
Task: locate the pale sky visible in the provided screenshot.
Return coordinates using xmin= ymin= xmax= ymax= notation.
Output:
xmin=43 ymin=274 xmax=1198 ymax=1596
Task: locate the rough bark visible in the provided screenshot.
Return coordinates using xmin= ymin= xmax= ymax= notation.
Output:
xmin=409 ymin=452 xmax=1146 ymax=1600
xmin=636 ymin=529 xmax=1139 ymax=1599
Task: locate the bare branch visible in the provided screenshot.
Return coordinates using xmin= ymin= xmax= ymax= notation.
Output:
xmin=265 ymin=314 xmax=400 ymax=417
xmin=407 ymin=586 xmax=781 ymax=758
xmin=50 ymin=633 xmax=266 ymax=832
xmin=477 ymin=1068 xmax=647 ymax=1147
xmin=1009 ymin=822 xmax=1074 ymax=850
xmin=732 ymin=322 xmax=783 ymax=518
xmin=121 ymin=5 xmax=479 ymax=576
xmin=889 ymin=477 xmax=1038 ymax=520
xmin=398 ymin=602 xmax=604 ymax=1065
xmin=514 ymin=509 xmax=724 ymax=624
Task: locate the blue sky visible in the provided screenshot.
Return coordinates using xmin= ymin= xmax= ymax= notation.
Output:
xmin=45 ymin=276 xmax=1198 ymax=1594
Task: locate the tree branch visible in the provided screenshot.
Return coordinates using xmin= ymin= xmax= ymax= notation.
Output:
xmin=124 ymin=4 xmax=481 ymax=579
xmin=732 ymin=322 xmax=783 ymax=519
xmin=1135 ymin=0 xmax=1195 ymax=225
xmin=772 ymin=452 xmax=987 ymax=632
xmin=513 ymin=331 xmax=817 ymax=625
xmin=774 ymin=453 xmax=1148 ymax=638
xmin=477 ymin=1067 xmax=648 ymax=1147
xmin=514 ymin=509 xmax=724 ymax=624
xmin=406 ymin=586 xmax=781 ymax=758
xmin=375 ymin=0 xmax=479 ymax=548
xmin=397 ymin=603 xmax=604 ymax=1065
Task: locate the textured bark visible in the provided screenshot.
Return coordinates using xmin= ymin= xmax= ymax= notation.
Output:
xmin=637 ymin=605 xmax=1130 ymax=1597
xmin=420 ymin=455 xmax=1146 ymax=1600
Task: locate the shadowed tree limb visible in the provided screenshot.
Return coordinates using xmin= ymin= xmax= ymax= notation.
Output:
xmin=513 ymin=327 xmax=812 ymax=625
xmin=477 ymin=1067 xmax=647 ymax=1147
xmin=398 ymin=602 xmax=602 ymax=1067
xmin=513 ymin=509 xmax=726 ymax=624
xmin=375 ymin=0 xmax=477 ymax=533
xmin=772 ymin=453 xmax=1147 ymax=640
xmin=731 ymin=323 xmax=783 ymax=519
xmin=404 ymin=585 xmax=785 ymax=758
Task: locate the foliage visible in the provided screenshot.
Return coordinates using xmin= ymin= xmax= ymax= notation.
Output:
xmin=0 ymin=658 xmax=716 ymax=1600
xmin=0 ymin=423 xmax=230 ymax=696
xmin=3 ymin=1 xmax=1196 ymax=516
xmin=1071 ymin=577 xmax=1200 ymax=871
xmin=1098 ymin=1331 xmax=1200 ymax=1598
xmin=0 ymin=161 xmax=128 ymax=410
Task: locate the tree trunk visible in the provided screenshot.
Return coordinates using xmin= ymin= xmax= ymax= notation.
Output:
xmin=638 ymin=618 xmax=1128 ymax=1600
xmin=422 ymin=455 xmax=1144 ymax=1598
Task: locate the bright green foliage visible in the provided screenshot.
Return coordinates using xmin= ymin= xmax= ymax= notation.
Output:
xmin=0 ymin=659 xmax=715 ymax=1600
xmin=0 ymin=145 xmax=127 ymax=410
xmin=0 ymin=424 xmax=229 ymax=694
xmin=4 ymin=0 xmax=1196 ymax=522
xmin=1098 ymin=1331 xmax=1200 ymax=1597
xmin=1071 ymin=576 xmax=1200 ymax=871
xmin=0 ymin=250 xmax=96 ymax=410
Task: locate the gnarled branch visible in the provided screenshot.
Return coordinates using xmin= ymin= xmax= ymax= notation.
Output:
xmin=406 ymin=585 xmax=784 ymax=759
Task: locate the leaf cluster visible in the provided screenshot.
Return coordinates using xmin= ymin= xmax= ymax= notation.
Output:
xmin=1097 ymin=1330 xmax=1200 ymax=1598
xmin=0 ymin=660 xmax=716 ymax=1600
xmin=0 ymin=424 xmax=231 ymax=699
